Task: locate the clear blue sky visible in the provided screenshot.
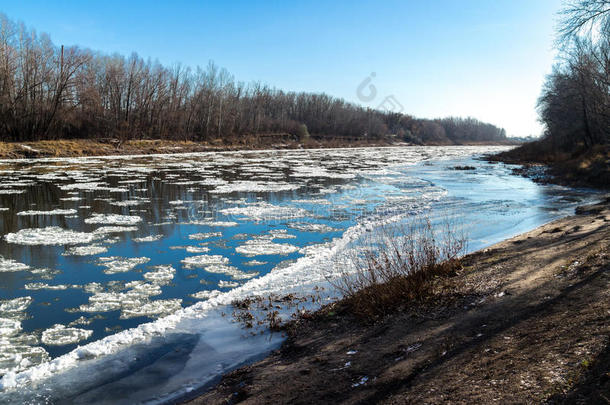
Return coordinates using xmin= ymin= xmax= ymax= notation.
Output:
xmin=1 ymin=0 xmax=563 ymax=137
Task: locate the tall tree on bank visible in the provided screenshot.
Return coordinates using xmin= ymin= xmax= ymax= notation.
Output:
xmin=537 ymin=0 xmax=610 ymax=152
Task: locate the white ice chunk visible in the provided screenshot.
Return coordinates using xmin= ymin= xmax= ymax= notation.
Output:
xmin=85 ymin=214 xmax=142 ymax=225
xmin=41 ymin=325 xmax=93 ymax=346
xmin=181 ymin=255 xmax=229 ymax=269
xmin=189 ymin=290 xmax=221 ymax=300
xmin=5 ymin=227 xmax=102 ymax=246
xmin=96 ymin=257 xmax=150 ymax=274
xmin=188 ymin=232 xmax=222 ymax=240
xmin=16 ymin=209 xmax=77 ymax=216
xmin=132 ymin=235 xmax=163 ymax=243
xmin=62 ymin=244 xmax=108 ymax=256
xmin=0 ymin=256 xmax=29 ymax=272
xmin=143 ymin=265 xmax=175 ymax=285
xmin=235 ymin=237 xmax=299 ymax=256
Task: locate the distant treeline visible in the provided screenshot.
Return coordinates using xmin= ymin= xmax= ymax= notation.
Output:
xmin=0 ymin=14 xmax=507 ymax=144
xmin=537 ymin=0 xmax=610 ymax=152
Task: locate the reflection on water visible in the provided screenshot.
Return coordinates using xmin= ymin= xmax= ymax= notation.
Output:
xmin=0 ymin=146 xmax=599 ymax=403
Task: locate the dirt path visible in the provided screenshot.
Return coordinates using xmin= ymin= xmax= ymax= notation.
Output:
xmin=185 ymin=201 xmax=609 ymax=404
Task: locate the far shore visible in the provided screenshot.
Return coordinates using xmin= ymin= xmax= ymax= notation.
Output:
xmin=0 ymin=138 xmax=518 ymax=160
xmin=184 ymin=199 xmax=609 ymax=404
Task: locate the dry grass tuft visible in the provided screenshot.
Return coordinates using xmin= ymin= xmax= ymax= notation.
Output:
xmin=333 ymin=216 xmax=467 ymax=319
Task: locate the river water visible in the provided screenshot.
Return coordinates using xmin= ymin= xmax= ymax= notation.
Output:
xmin=0 ymin=146 xmax=598 ymax=403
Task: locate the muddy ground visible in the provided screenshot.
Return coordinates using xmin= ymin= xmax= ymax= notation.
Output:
xmin=185 ymin=200 xmax=609 ymax=404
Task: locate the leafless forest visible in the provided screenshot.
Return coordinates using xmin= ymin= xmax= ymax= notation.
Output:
xmin=537 ymin=0 xmax=610 ymax=151
xmin=0 ymin=14 xmax=508 ymax=145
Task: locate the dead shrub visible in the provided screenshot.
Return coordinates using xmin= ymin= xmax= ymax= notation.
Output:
xmin=332 ymin=215 xmax=467 ymax=319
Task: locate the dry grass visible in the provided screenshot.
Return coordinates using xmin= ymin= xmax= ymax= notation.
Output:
xmin=333 ymin=216 xmax=467 ymax=319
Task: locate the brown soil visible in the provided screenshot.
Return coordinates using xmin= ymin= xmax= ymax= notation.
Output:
xmin=185 ymin=200 xmax=610 ymax=404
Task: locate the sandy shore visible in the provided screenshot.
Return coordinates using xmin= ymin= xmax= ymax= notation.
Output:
xmin=184 ymin=199 xmax=609 ymax=404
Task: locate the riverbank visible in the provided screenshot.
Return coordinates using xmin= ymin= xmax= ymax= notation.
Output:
xmin=0 ymin=138 xmax=518 ymax=159
xmin=186 ymin=199 xmax=609 ymax=404
xmin=487 ymin=142 xmax=609 ymax=189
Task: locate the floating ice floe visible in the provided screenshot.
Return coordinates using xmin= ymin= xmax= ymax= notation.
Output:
xmin=59 ymin=182 xmax=106 ymax=191
xmin=96 ymin=257 xmax=150 ymax=274
xmin=244 ymin=260 xmax=267 ymax=266
xmin=185 ymin=220 xmax=239 ymax=227
xmin=0 ymin=297 xmax=32 ymax=315
xmin=120 ymin=299 xmax=182 ymax=319
xmin=0 ymin=342 xmax=48 ymax=375
xmin=24 ymin=283 xmax=72 ymax=291
xmin=0 ymin=319 xmax=22 ymax=337
xmin=62 ymin=244 xmax=108 ymax=256
xmin=188 ymin=232 xmax=222 ymax=240
xmin=235 ymin=237 xmax=299 ymax=257
xmin=268 ymin=229 xmax=296 ymax=239
xmin=85 ymin=214 xmax=142 ymax=225
xmin=190 ymin=289 xmax=221 ymax=300
xmin=181 ymin=255 xmax=229 ymax=269
xmin=0 ymin=189 xmax=25 ymax=195
xmin=185 ymin=246 xmax=210 ymax=253
xmin=110 ymin=199 xmax=149 ymax=207
xmin=41 ymin=325 xmax=93 ymax=346
xmin=93 ymin=226 xmax=139 ymax=234
xmin=29 ymin=267 xmax=60 ymax=280
xmin=211 ymin=180 xmax=300 ymax=194
xmin=290 ymin=198 xmax=332 ymax=205
xmin=16 ymin=209 xmax=77 ymax=216
xmin=143 ymin=265 xmax=175 ymax=285
xmin=5 ymin=227 xmax=101 ymax=246
xmin=202 ymin=264 xmax=258 ymax=280
xmin=79 ymin=287 xmax=181 ymax=320
xmin=218 ymin=280 xmax=239 ymax=288
xmin=132 ymin=235 xmax=163 ymax=243
xmin=288 ymin=223 xmax=339 ymax=233
xmin=219 ymin=202 xmax=310 ymax=221
xmin=0 ymin=256 xmax=29 ymax=272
